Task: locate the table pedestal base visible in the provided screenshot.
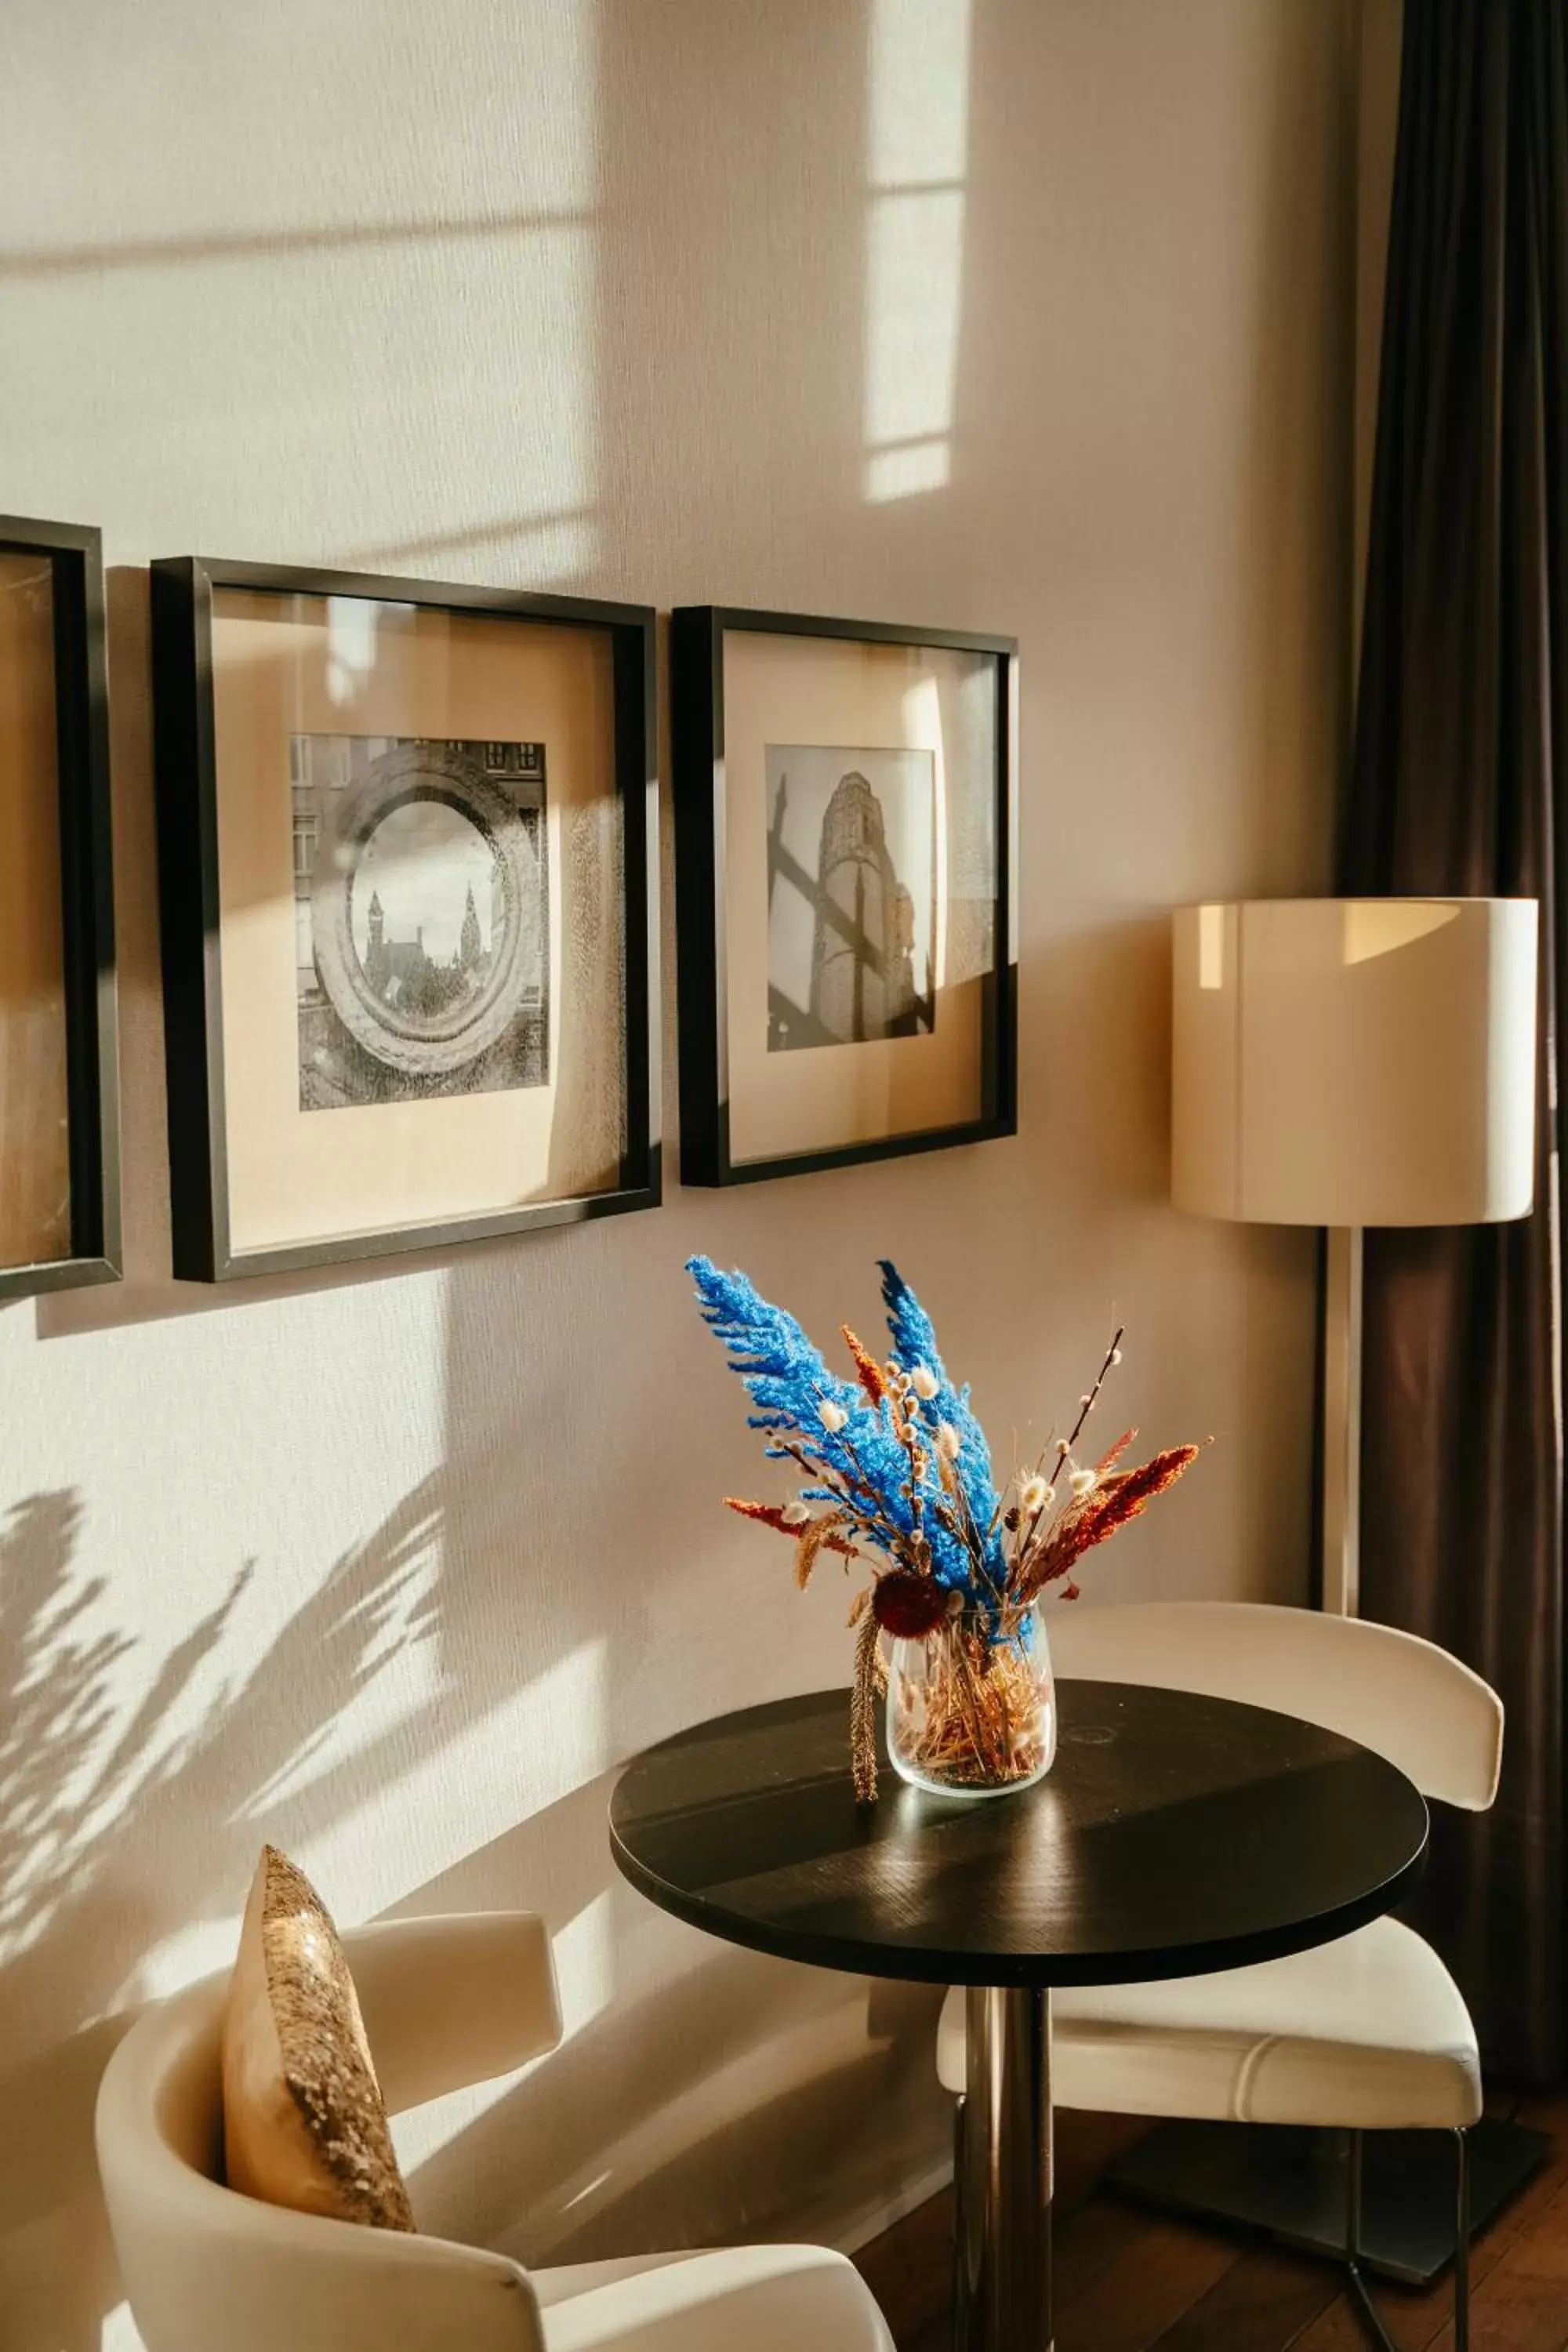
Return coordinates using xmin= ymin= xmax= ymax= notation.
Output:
xmin=956 ymin=1986 xmax=1053 ymax=2352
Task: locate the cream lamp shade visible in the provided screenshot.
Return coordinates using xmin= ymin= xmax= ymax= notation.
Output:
xmin=1172 ymin=899 xmax=1539 ymax=1229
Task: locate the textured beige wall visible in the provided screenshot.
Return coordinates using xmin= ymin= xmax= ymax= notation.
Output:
xmin=0 ymin=2 xmax=1356 ymax=2344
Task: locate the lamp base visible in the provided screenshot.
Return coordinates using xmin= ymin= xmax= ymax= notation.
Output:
xmin=1106 ymin=2117 xmax=1545 ymax=2285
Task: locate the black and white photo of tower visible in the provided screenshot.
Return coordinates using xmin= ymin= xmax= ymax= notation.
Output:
xmin=764 ymin=745 xmax=936 ymax=1051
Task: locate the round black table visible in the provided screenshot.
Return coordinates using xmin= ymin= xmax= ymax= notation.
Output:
xmin=610 ymin=1680 xmax=1428 ymax=2352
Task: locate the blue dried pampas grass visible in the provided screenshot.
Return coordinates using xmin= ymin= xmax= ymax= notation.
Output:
xmin=686 ymin=1254 xmax=1005 ymax=1601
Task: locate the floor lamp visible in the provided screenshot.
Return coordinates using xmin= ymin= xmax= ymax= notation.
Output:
xmin=1122 ymin=896 xmax=1544 ymax=2295
xmin=1170 ymin=897 xmax=1538 ymax=1615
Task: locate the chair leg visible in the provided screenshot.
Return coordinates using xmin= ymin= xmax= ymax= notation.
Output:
xmin=1341 ymin=2127 xmax=1472 ymax=2352
xmin=1343 ymin=2129 xmax=1400 ymax=2352
xmin=1454 ymin=2127 xmax=1472 ymax=2352
xmin=951 ymin=2096 xmax=967 ymax=2352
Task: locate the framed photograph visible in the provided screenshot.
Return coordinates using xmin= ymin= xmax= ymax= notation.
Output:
xmin=672 ymin=605 xmax=1016 ymax=1185
xmin=0 ymin=515 xmax=120 ymax=1297
xmin=151 ymin=559 xmax=658 ymax=1279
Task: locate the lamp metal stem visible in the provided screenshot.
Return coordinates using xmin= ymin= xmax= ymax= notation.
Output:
xmin=1322 ymin=1225 xmax=1363 ymax=1616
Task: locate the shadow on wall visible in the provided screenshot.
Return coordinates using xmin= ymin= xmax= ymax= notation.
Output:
xmin=0 ymin=1276 xmax=942 ymax=2350
xmin=0 ymin=1484 xmax=441 ymax=2351
xmin=0 ymin=1444 xmax=946 ymax=2352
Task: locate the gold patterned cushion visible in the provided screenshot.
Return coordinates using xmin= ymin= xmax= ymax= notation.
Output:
xmin=222 ymin=1844 xmax=415 ymax=2230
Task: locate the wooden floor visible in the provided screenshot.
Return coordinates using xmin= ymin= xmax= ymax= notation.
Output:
xmin=852 ymin=2095 xmax=1568 ymax=2352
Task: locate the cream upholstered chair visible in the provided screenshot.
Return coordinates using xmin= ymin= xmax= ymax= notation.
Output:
xmin=935 ymin=1602 xmax=1502 ymax=2352
xmin=96 ymin=1911 xmax=894 ymax=2352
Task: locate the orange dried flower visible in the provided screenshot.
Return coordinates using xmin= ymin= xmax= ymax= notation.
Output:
xmin=724 ymin=1496 xmax=858 ymax=1556
xmin=724 ymin=1496 xmax=793 ymax=1533
xmin=840 ymin=1325 xmax=888 ymax=1409
xmin=1020 ymin=1444 xmax=1201 ymax=1599
xmin=1095 ymin=1426 xmax=1138 ymax=1476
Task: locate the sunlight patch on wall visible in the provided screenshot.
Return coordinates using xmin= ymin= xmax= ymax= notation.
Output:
xmin=296 ymin=1632 xmax=612 ymax=1922
xmin=862 ymin=0 xmax=973 ymax=503
xmin=0 ymin=5 xmax=608 ymax=583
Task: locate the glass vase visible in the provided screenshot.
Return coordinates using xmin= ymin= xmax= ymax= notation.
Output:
xmin=887 ymin=1599 xmax=1056 ymax=1798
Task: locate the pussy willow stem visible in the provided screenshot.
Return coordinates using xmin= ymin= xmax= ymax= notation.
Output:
xmin=1011 ymin=1324 xmax=1125 ymax=1583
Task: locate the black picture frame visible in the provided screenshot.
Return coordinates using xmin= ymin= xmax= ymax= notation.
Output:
xmin=671 ymin=604 xmax=1018 ymax=1186
xmin=0 ymin=515 xmax=120 ymax=1298
xmin=151 ymin=557 xmax=660 ymax=1280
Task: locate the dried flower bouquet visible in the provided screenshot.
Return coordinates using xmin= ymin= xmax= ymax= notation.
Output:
xmin=688 ymin=1256 xmax=1202 ymax=1802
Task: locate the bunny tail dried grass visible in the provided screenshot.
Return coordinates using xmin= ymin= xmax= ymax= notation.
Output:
xmin=840 ymin=1325 xmax=889 ymax=1409
xmin=851 ymin=1607 xmax=881 ymax=1804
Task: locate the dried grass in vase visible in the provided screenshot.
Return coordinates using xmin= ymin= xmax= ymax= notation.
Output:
xmin=688 ymin=1257 xmax=1205 ymax=1803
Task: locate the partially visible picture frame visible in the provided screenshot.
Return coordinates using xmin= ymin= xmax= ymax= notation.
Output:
xmin=151 ymin=558 xmax=659 ymax=1280
xmin=672 ymin=604 xmax=1017 ymax=1186
xmin=0 ymin=514 xmax=120 ymax=1297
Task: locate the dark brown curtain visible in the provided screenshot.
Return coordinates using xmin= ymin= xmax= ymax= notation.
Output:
xmin=1345 ymin=0 xmax=1568 ymax=2081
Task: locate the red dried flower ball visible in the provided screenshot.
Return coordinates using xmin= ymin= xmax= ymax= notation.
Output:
xmin=871 ymin=1571 xmax=950 ymax=1640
